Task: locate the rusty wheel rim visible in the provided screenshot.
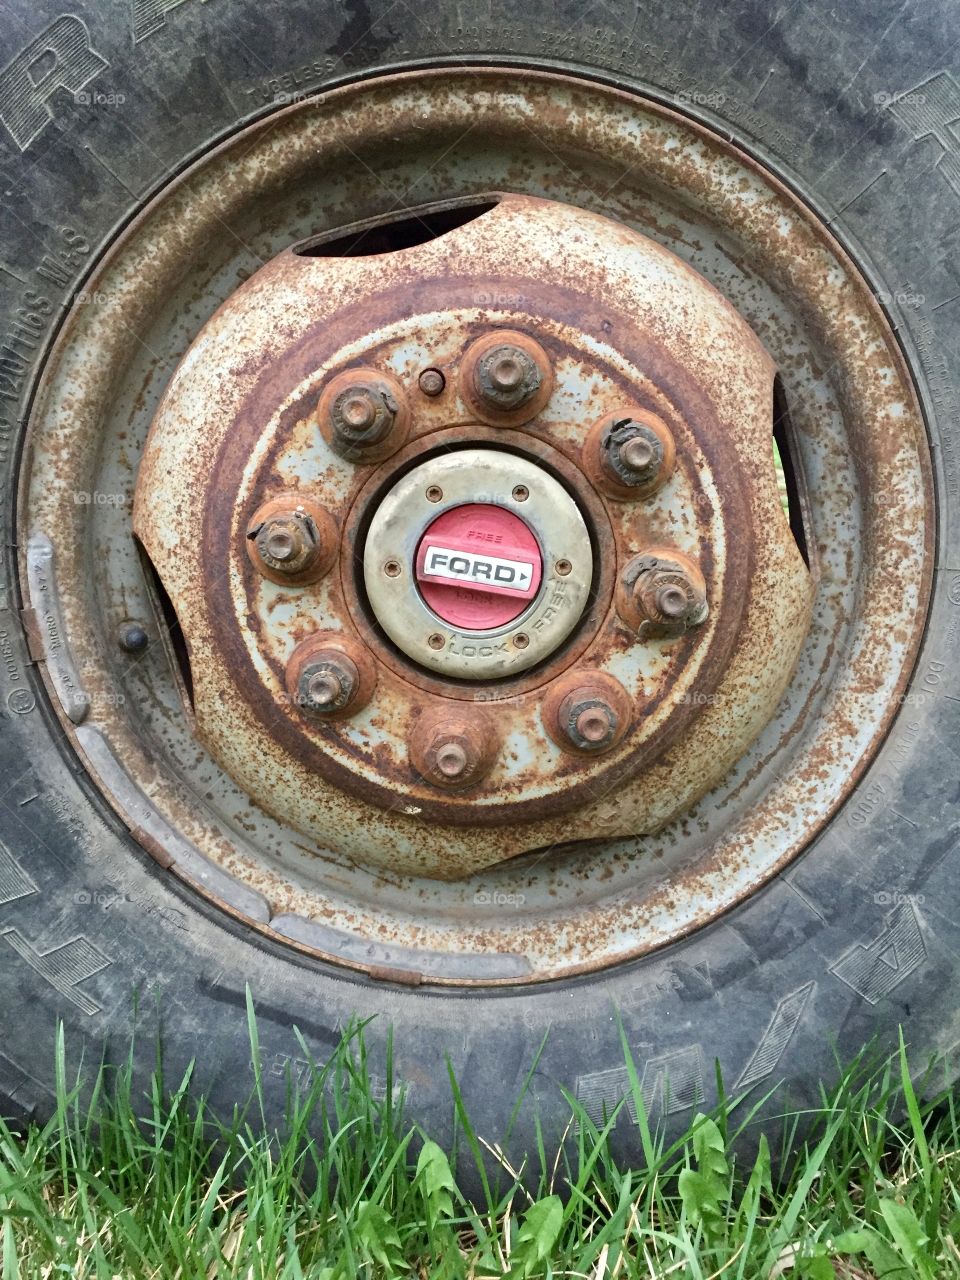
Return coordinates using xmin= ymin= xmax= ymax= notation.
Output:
xmin=17 ymin=67 xmax=933 ymax=984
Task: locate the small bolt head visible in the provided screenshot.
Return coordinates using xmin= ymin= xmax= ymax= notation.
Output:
xmin=118 ymin=621 xmax=148 ymax=654
xmin=296 ymin=654 xmax=360 ymax=716
xmin=427 ymin=633 xmax=445 ymax=650
xmin=418 ymin=368 xmax=446 ymax=397
xmin=512 ymin=484 xmax=529 ymax=502
xmin=475 ymin=344 xmax=542 ymax=411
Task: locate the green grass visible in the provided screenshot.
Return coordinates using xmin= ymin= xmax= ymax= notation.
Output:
xmin=1 ymin=1004 xmax=958 ymax=1278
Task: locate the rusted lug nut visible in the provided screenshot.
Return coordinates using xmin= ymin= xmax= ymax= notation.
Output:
xmin=410 ymin=709 xmax=499 ymax=790
xmin=297 ymin=654 xmax=359 ymax=716
xmin=602 ymin=420 xmax=668 ymax=489
xmin=246 ymin=496 xmax=338 ymax=585
xmin=460 ymin=330 xmax=553 ymax=425
xmin=284 ymin=632 xmax=377 ymax=721
xmin=617 ymin=548 xmax=708 ymax=638
xmin=332 ymin=384 xmax=396 ymax=449
xmin=543 ymin=671 xmax=632 ymax=756
xmin=318 ymin=368 xmax=410 ymax=462
xmin=476 ymin=344 xmax=541 ymax=411
xmin=586 ymin=408 xmax=676 ymax=499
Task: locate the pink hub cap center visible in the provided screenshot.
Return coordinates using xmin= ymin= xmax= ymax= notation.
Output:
xmin=415 ymin=503 xmax=542 ymax=629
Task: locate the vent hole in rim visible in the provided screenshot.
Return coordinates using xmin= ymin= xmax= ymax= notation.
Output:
xmin=295 ymin=199 xmax=499 ymax=258
xmin=136 ymin=537 xmax=195 ymax=710
xmin=772 ymin=373 xmax=812 ymax=570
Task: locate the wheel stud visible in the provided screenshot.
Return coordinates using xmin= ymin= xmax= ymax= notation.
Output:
xmin=460 ymin=330 xmax=553 ymax=425
xmin=617 ymin=548 xmax=708 ymax=636
xmin=246 ymin=496 xmax=337 ymax=584
xmin=318 ymin=367 xmax=409 ymax=461
xmin=587 ymin=409 xmax=676 ymax=499
xmin=284 ymin=632 xmax=376 ymax=720
xmin=544 ymin=672 xmax=632 ymax=756
xmin=410 ymin=709 xmax=499 ymax=789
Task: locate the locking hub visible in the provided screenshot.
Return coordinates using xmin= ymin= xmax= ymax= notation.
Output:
xmin=363 ymin=449 xmax=592 ymax=678
xmin=414 ymin=502 xmax=541 ymax=630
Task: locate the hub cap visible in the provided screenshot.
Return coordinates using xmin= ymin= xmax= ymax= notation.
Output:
xmin=364 ymin=450 xmax=590 ymax=677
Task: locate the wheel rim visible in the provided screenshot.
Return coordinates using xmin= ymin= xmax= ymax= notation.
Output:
xmin=17 ymin=66 xmax=934 ymax=983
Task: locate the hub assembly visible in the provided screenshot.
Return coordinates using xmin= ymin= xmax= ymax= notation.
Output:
xmin=132 ymin=192 xmax=812 ymax=877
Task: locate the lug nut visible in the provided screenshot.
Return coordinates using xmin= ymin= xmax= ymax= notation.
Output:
xmin=476 ymin=344 xmax=541 ymax=411
xmin=297 ymin=653 xmax=359 ymax=716
xmin=586 ymin=408 xmax=676 ymax=499
xmin=318 ymin=368 xmax=409 ymax=462
xmin=460 ymin=330 xmax=553 ymax=425
xmin=409 ymin=709 xmax=499 ymax=790
xmin=543 ymin=671 xmax=632 ymax=756
xmin=246 ymin=495 xmax=338 ymax=585
xmin=285 ymin=632 xmax=376 ymax=721
xmin=617 ymin=548 xmax=708 ymax=637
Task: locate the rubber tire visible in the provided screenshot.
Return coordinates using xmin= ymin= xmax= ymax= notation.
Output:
xmin=1 ymin=0 xmax=958 ymax=1180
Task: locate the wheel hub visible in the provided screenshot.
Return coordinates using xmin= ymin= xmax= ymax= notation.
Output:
xmin=131 ymin=192 xmax=813 ymax=876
